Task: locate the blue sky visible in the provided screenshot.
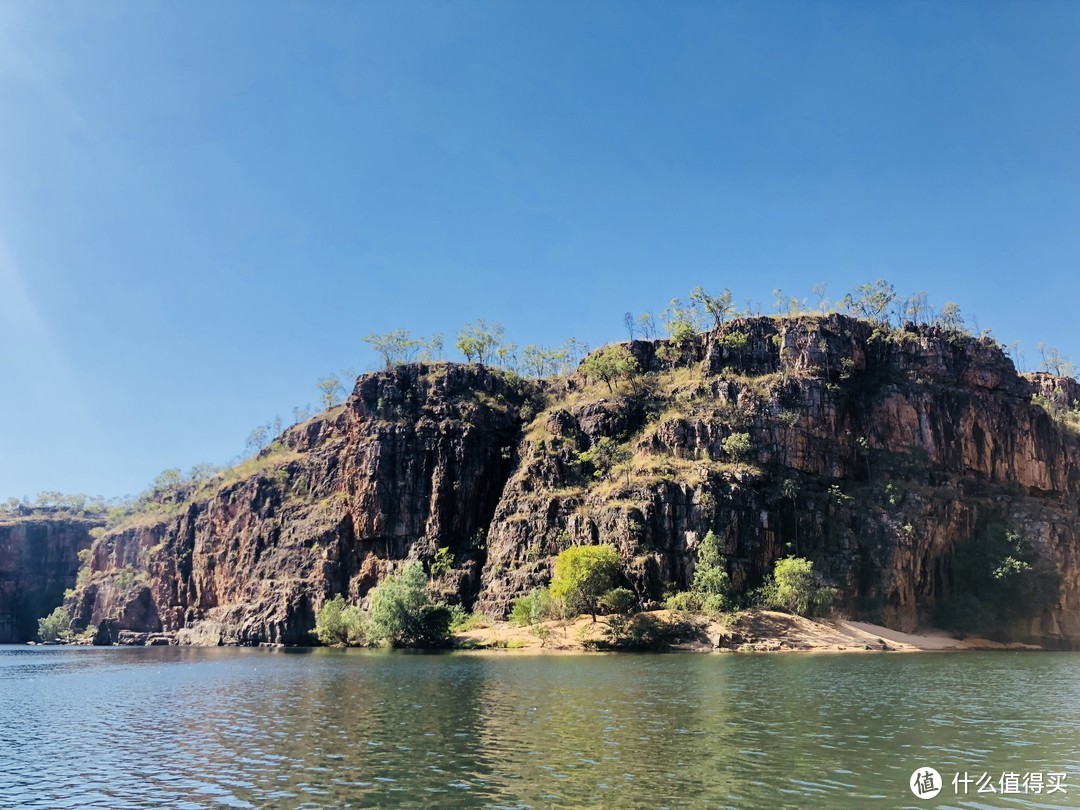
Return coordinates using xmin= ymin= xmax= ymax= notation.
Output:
xmin=2 ymin=1 xmax=1079 ymax=499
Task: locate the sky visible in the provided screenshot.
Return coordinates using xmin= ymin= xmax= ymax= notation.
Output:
xmin=1 ymin=1 xmax=1079 ymax=499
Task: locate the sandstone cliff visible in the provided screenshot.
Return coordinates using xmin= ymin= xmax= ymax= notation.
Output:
xmin=0 ymin=516 xmax=100 ymax=642
xmin=63 ymin=316 xmax=1080 ymax=648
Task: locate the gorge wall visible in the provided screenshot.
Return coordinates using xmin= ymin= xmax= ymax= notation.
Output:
xmin=0 ymin=516 xmax=99 ymax=642
xmin=59 ymin=316 xmax=1080 ymax=648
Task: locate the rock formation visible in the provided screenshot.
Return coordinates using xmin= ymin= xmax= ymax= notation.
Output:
xmin=57 ymin=316 xmax=1080 ymax=648
xmin=0 ymin=516 xmax=100 ymax=642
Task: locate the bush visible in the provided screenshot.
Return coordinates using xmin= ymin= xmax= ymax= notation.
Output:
xmin=430 ymin=547 xmax=454 ymax=577
xmin=368 ymin=562 xmax=452 ymax=648
xmin=550 ymin=545 xmax=621 ymax=620
xmin=762 ymin=557 xmax=835 ymax=617
xmin=599 ymin=587 xmax=637 ymax=616
xmin=604 ymin=614 xmax=699 ymax=651
xmin=315 ymin=595 xmax=369 ymax=646
xmin=509 ymin=586 xmax=553 ymax=627
xmin=665 ymin=591 xmax=727 ymax=616
xmin=37 ymin=607 xmax=71 ymax=642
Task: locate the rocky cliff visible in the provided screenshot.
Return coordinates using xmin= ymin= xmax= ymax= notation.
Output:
xmin=62 ymin=316 xmax=1080 ymax=648
xmin=0 ymin=516 xmax=100 ymax=642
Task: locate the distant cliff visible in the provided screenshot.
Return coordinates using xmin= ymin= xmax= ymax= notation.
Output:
xmin=0 ymin=516 xmax=100 ymax=642
xmin=61 ymin=316 xmax=1080 ymax=648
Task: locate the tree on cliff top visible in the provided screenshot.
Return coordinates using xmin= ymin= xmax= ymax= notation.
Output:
xmin=455 ymin=320 xmax=505 ymax=365
xmin=580 ymin=345 xmax=639 ymax=392
xmin=550 ymin=544 xmax=621 ymax=621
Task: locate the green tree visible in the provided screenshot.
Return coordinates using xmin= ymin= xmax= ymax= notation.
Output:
xmin=577 ymin=437 xmax=632 ymax=484
xmin=368 ymin=561 xmax=452 ymax=647
xmin=843 ymin=279 xmax=896 ymax=324
xmin=316 ymin=374 xmax=345 ymax=409
xmin=509 ymin=586 xmax=553 ymax=626
xmin=691 ymin=530 xmax=730 ymax=608
xmin=690 ymin=285 xmax=736 ymax=328
xmin=936 ymin=301 xmax=964 ymax=331
xmin=550 ymin=544 xmax=621 ymax=621
xmin=721 ymin=432 xmax=752 ymax=466
xmin=430 ymin=546 xmax=454 ymax=577
xmin=152 ymin=468 xmax=184 ymax=493
xmin=660 ymin=298 xmax=702 ymax=346
xmin=455 ymin=320 xmax=505 ymax=365
xmin=580 ymin=345 xmax=639 ymax=392
xmin=763 ymin=557 xmax=834 ymax=617
xmin=37 ymin=606 xmax=71 ymax=642
xmin=363 ymin=329 xmax=423 ymax=368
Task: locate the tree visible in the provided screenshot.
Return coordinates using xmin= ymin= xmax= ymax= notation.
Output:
xmin=368 ymin=561 xmax=452 ymax=647
xmin=637 ymin=312 xmax=657 ymax=339
xmin=764 ymin=557 xmax=834 ymax=617
xmin=246 ymin=426 xmax=269 ymax=455
xmin=316 ymin=374 xmax=345 ymax=410
xmin=660 ymin=298 xmax=703 ymax=346
xmin=844 ymin=279 xmax=896 ymax=324
xmin=455 ymin=320 xmax=505 ymax=365
xmin=550 ymin=544 xmax=621 ymax=621
xmin=936 ymin=302 xmax=964 ymax=331
xmin=1037 ymin=344 xmax=1076 ymax=378
xmin=189 ymin=463 xmax=221 ymax=485
xmin=577 ymin=437 xmax=632 ymax=484
xmin=580 ymin=345 xmax=639 ymax=392
xmin=152 ymin=468 xmax=184 ymax=493
xmin=623 ymin=312 xmax=636 ymax=340
xmin=363 ymin=329 xmax=419 ymax=368
xmin=37 ymin=607 xmax=71 ymax=642
xmin=314 ymin=595 xmax=369 ymax=646
xmin=690 ymin=286 xmax=736 ymax=328
xmin=691 ymin=530 xmax=731 ymax=609
xmin=721 ymin=432 xmax=752 ymax=466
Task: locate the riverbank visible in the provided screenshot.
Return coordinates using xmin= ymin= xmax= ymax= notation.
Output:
xmin=451 ymin=609 xmax=1043 ymax=653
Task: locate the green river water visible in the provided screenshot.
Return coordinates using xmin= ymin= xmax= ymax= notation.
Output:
xmin=1 ymin=645 xmax=1077 ymax=808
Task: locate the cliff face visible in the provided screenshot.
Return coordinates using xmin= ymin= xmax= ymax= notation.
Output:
xmin=0 ymin=517 xmax=99 ymax=642
xmin=65 ymin=316 xmax=1080 ymax=647
xmin=67 ymin=364 xmax=529 ymax=645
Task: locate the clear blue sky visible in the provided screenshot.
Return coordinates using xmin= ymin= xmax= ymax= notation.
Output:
xmin=2 ymin=1 xmax=1079 ymax=499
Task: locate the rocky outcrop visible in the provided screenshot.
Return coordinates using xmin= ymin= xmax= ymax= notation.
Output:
xmin=0 ymin=516 xmax=100 ymax=641
xmin=66 ymin=364 xmax=531 ymax=645
xmin=62 ymin=317 xmax=1080 ymax=648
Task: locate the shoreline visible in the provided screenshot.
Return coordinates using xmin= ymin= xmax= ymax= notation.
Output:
xmin=450 ymin=609 xmax=1043 ymax=654
xmin=25 ymin=609 xmax=1045 ymax=653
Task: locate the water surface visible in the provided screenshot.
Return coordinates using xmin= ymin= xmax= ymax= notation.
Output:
xmin=2 ymin=646 xmax=1078 ymax=808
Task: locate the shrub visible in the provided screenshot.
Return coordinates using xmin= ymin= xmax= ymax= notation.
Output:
xmin=550 ymin=545 xmax=621 ymax=621
xmin=314 ymin=595 xmax=369 ymax=646
xmin=692 ymin=530 xmax=731 ymax=607
xmin=368 ymin=562 xmax=452 ymax=648
xmin=599 ymin=587 xmax=637 ymax=616
xmin=761 ymin=557 xmax=835 ymax=617
xmin=37 ymin=607 xmax=71 ymax=642
xmin=430 ymin=547 xmax=454 ymax=577
xmin=509 ymin=587 xmax=553 ymax=627
xmin=604 ymin=614 xmax=698 ymax=651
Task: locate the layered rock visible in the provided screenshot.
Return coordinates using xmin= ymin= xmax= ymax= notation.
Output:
xmin=63 ymin=317 xmax=1080 ymax=647
xmin=0 ymin=516 xmax=100 ymax=641
xmin=66 ymin=364 xmax=530 ymax=644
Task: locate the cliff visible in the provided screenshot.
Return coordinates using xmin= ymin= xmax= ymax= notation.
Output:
xmin=0 ymin=516 xmax=100 ymax=642
xmin=62 ymin=316 xmax=1080 ymax=648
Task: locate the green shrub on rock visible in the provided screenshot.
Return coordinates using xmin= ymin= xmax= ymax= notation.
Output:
xmin=37 ymin=607 xmax=71 ymax=642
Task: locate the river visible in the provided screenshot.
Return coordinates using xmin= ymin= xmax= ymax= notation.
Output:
xmin=2 ymin=646 xmax=1078 ymax=808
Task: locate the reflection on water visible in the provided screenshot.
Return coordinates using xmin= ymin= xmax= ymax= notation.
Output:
xmin=1 ymin=646 xmax=1078 ymax=808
